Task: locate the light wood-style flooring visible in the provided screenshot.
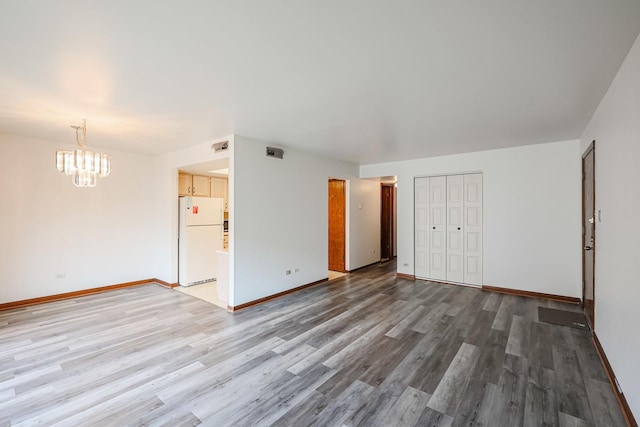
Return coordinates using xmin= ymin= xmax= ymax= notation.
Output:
xmin=0 ymin=262 xmax=625 ymax=426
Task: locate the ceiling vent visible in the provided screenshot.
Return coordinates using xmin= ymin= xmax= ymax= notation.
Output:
xmin=266 ymin=146 xmax=284 ymax=159
xmin=211 ymin=141 xmax=229 ymax=152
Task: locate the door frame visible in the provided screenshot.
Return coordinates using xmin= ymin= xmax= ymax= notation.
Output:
xmin=582 ymin=140 xmax=596 ymax=329
xmin=380 ymin=184 xmax=395 ymax=261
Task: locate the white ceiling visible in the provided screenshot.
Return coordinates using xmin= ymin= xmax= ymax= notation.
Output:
xmin=1 ymin=1 xmax=639 ymax=165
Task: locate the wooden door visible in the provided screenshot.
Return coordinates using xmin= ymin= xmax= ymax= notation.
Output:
xmin=381 ymin=185 xmax=394 ymax=261
xmin=582 ymin=143 xmax=595 ymax=328
xmin=414 ymin=177 xmax=430 ymax=278
xmin=328 ymin=179 xmax=346 ymax=272
xmin=464 ymin=173 xmax=483 ymax=285
xmin=429 ymin=176 xmax=447 ymax=280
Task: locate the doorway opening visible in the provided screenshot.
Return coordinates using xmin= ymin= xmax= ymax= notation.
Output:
xmin=380 ymin=184 xmax=395 ymax=262
xmin=176 ymin=157 xmax=230 ymax=309
xmin=582 ymin=141 xmax=596 ymax=329
xmin=328 ymin=179 xmax=347 ymax=277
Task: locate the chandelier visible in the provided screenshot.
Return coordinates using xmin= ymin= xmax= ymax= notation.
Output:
xmin=56 ymin=119 xmax=111 ymax=187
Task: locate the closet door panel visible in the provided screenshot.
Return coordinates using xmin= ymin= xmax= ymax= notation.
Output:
xmin=446 ymin=175 xmax=464 ymax=283
xmin=429 ymin=176 xmax=447 ymax=280
xmin=414 ymin=177 xmax=430 ymax=279
xmin=464 ymin=173 xmax=483 ymax=285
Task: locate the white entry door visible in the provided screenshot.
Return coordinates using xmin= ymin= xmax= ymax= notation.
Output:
xmin=446 ymin=175 xmax=464 ymax=283
xmin=429 ymin=176 xmax=447 ymax=280
xmin=464 ymin=173 xmax=483 ymax=285
xmin=414 ymin=177 xmax=430 ymax=279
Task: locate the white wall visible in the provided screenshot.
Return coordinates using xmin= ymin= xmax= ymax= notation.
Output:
xmin=581 ymin=33 xmax=640 ymax=418
xmin=348 ymin=179 xmax=381 ymax=270
xmin=153 ymin=134 xmax=380 ymax=307
xmin=360 ymin=140 xmax=582 ymax=297
xmin=233 ymin=136 xmax=379 ymax=306
xmin=0 ymin=134 xmax=162 ymax=303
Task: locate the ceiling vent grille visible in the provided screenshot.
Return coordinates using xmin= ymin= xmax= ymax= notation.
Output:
xmin=211 ymin=141 xmax=229 ymax=152
xmin=266 ymin=146 xmax=284 ymax=159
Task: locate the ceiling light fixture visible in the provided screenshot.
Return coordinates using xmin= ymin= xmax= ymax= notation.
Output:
xmin=56 ymin=119 xmax=111 ymax=187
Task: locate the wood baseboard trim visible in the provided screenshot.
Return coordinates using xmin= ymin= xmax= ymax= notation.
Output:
xmin=151 ymin=278 xmax=179 ymax=288
xmin=228 ymin=278 xmax=329 ymax=312
xmin=482 ymin=285 xmax=581 ymax=304
xmin=0 ymin=279 xmax=166 ymax=311
xmin=396 ymin=273 xmax=415 ymax=280
xmin=348 ymin=261 xmax=380 ymax=273
xmin=592 ymin=333 xmax=638 ymax=427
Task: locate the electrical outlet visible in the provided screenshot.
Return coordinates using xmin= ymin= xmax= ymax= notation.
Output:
xmin=55 ymin=273 xmax=66 ymax=279
xmin=285 ymin=270 xmax=292 ymax=276
xmin=403 ymin=263 xmax=409 ymax=267
xmin=294 ymin=268 xmax=300 ymax=273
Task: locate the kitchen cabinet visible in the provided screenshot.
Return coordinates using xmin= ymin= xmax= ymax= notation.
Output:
xmin=211 ymin=177 xmax=229 ymax=211
xmin=192 ymin=175 xmax=210 ymax=197
xmin=178 ymin=173 xmax=211 ymax=197
xmin=178 ymin=173 xmax=191 ymax=196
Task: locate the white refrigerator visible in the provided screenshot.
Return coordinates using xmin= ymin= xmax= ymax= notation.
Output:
xmin=179 ymin=196 xmax=224 ymax=287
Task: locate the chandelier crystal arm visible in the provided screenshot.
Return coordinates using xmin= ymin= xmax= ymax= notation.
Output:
xmin=70 ymin=119 xmax=87 ymax=148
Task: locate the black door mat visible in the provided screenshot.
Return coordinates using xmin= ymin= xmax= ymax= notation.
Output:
xmin=538 ymin=307 xmax=590 ymax=330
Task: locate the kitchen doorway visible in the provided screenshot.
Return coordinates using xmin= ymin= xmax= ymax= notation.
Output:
xmin=328 ymin=179 xmax=346 ymax=273
xmin=176 ymin=157 xmax=230 ymax=308
xmin=582 ymin=141 xmax=596 ymax=329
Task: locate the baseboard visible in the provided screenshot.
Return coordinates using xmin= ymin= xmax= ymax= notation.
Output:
xmin=348 ymin=261 xmax=380 ymax=273
xmin=592 ymin=333 xmax=638 ymax=427
xmin=482 ymin=285 xmax=581 ymax=304
xmin=228 ymin=278 xmax=329 ymax=312
xmin=0 ymin=279 xmax=172 ymax=311
xmin=152 ymin=278 xmax=179 ymax=288
xmin=396 ymin=273 xmax=415 ymax=280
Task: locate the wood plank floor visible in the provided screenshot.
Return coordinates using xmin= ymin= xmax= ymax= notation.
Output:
xmin=0 ymin=262 xmax=625 ymax=426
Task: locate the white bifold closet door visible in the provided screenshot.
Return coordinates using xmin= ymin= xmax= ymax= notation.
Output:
xmin=414 ymin=178 xmax=430 ymax=278
xmin=463 ymin=173 xmax=483 ymax=285
xmin=414 ymin=173 xmax=482 ymax=286
xmin=429 ymin=176 xmax=447 ymax=280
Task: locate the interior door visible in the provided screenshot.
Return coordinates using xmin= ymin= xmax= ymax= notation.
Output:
xmin=582 ymin=143 xmax=595 ymax=328
xmin=381 ymin=185 xmax=394 ymax=260
xmin=328 ymin=179 xmax=346 ymax=272
xmin=446 ymin=175 xmax=464 ymax=283
xmin=430 ymin=176 xmax=447 ymax=280
xmin=415 ymin=177 xmax=430 ymax=278
xmin=464 ymin=173 xmax=483 ymax=285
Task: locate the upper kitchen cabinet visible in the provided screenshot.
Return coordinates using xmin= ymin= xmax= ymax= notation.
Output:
xmin=178 ymin=173 xmax=191 ymax=196
xmin=211 ymin=177 xmax=229 ymax=211
xmin=192 ymin=175 xmax=210 ymax=197
xmin=178 ymin=173 xmax=211 ymax=197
